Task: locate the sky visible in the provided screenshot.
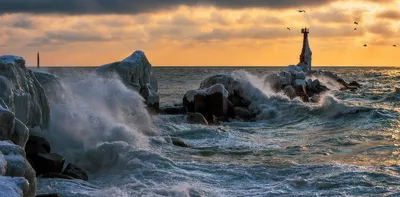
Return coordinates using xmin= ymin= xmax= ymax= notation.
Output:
xmin=0 ymin=0 xmax=399 ymax=67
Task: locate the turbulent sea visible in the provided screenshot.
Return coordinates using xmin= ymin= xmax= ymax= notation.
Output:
xmin=31 ymin=66 xmax=399 ymax=197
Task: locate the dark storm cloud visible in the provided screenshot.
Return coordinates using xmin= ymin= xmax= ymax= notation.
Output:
xmin=0 ymin=0 xmax=339 ymax=15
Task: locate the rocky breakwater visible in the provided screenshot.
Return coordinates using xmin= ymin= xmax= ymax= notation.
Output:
xmin=181 ymin=73 xmax=260 ymax=123
xmin=264 ymin=28 xmax=360 ymax=102
xmin=95 ymin=50 xmax=160 ymax=113
xmin=0 ymin=55 xmax=87 ymax=197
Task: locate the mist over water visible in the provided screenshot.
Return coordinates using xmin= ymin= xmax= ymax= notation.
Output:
xmin=34 ymin=67 xmax=400 ymax=196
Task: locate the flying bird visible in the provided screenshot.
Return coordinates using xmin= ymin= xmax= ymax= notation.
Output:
xmin=298 ymin=10 xmax=306 ymax=13
xmin=354 ymin=28 xmax=357 ymax=30
xmin=394 ymin=45 xmax=397 ymax=47
xmin=354 ymin=22 xmax=358 ymax=25
xmin=364 ymin=44 xmax=367 ymax=47
xmin=287 ymin=27 xmax=291 ymax=30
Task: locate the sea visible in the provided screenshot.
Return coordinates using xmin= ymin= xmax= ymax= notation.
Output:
xmin=29 ymin=66 xmax=400 ymax=197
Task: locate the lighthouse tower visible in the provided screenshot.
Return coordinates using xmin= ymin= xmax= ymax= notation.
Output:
xmin=37 ymin=52 xmax=40 ymax=68
xmin=297 ymin=28 xmax=312 ymax=72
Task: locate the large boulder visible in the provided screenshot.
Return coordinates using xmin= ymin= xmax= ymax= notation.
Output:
xmin=0 ymin=55 xmax=50 ymax=129
xmin=95 ymin=51 xmax=159 ymax=112
xmin=33 ymin=71 xmax=66 ymax=102
xmin=61 ymin=163 xmax=88 ymax=181
xmin=183 ymin=84 xmax=234 ymax=122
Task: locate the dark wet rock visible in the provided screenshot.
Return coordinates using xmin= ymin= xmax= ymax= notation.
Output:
xmin=25 ymin=135 xmax=51 ymax=155
xmin=234 ymin=107 xmax=252 ymax=120
xmin=40 ymin=173 xmax=73 ymax=179
xmin=183 ymin=84 xmax=232 ymax=123
xmin=29 ymin=153 xmax=65 ymax=176
xmin=395 ymin=87 xmax=400 ymax=94
xmin=171 ymin=137 xmax=190 ymax=148
xmin=161 ymin=106 xmax=186 ymax=115
xmin=349 ymin=81 xmax=362 ymax=88
xmin=186 ymin=113 xmax=208 ymax=125
xmin=62 ymin=163 xmax=89 ymax=181
xmin=36 ymin=194 xmax=62 ymax=197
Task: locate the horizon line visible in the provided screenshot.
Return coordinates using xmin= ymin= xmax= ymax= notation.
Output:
xmin=27 ymin=65 xmax=400 ymax=68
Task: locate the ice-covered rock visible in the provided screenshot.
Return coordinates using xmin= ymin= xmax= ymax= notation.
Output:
xmin=0 ymin=107 xmax=29 ymax=148
xmin=33 ymin=71 xmax=66 ymax=102
xmin=0 ymin=140 xmax=36 ymax=197
xmin=95 ymin=51 xmax=159 ymax=111
xmin=0 ymin=55 xmax=50 ymax=129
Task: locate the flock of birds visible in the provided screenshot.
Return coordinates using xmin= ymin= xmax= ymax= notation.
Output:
xmin=285 ymin=10 xmax=397 ymax=48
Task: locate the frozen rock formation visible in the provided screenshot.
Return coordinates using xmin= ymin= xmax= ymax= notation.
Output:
xmin=33 ymin=71 xmax=66 ymax=102
xmin=0 ymin=141 xmax=37 ymax=197
xmin=95 ymin=51 xmax=159 ymax=111
xmin=0 ymin=107 xmax=36 ymax=196
xmin=0 ymin=55 xmax=50 ymax=129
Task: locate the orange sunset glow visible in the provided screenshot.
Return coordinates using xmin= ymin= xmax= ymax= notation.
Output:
xmin=1 ymin=0 xmax=399 ymax=66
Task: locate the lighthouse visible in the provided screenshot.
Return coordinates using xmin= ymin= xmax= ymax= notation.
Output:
xmin=37 ymin=52 xmax=40 ymax=68
xmin=297 ymin=28 xmax=312 ymax=72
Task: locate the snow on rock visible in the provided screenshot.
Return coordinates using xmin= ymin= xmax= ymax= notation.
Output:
xmin=0 ymin=55 xmax=50 ymax=129
xmin=95 ymin=51 xmax=159 ymax=110
xmin=0 ymin=141 xmax=36 ymax=197
xmin=33 ymin=71 xmax=66 ymax=102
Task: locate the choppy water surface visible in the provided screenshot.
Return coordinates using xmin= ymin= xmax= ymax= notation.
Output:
xmin=35 ymin=67 xmax=399 ymax=197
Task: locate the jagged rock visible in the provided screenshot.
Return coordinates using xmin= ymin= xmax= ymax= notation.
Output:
xmin=234 ymin=107 xmax=252 ymax=120
xmin=29 ymin=153 xmax=65 ymax=176
xmin=0 ymin=141 xmax=36 ymax=197
xmin=33 ymin=71 xmax=66 ymax=102
xmin=62 ymin=163 xmax=88 ymax=181
xmin=170 ymin=137 xmax=190 ymax=148
xmin=0 ymin=55 xmax=50 ymax=129
xmin=95 ymin=51 xmax=159 ymax=112
xmin=186 ymin=113 xmax=208 ymax=125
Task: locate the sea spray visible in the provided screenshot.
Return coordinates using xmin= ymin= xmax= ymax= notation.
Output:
xmin=43 ymin=73 xmax=158 ymax=170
